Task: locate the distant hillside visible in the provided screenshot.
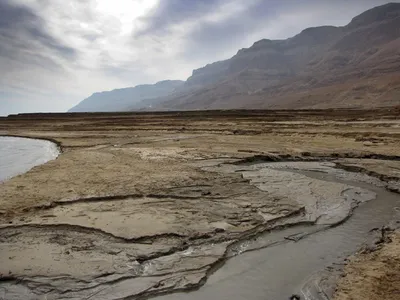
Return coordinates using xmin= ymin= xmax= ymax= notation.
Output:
xmin=69 ymin=3 xmax=400 ymax=112
xmin=69 ymin=80 xmax=184 ymax=112
xmin=153 ymin=2 xmax=400 ymax=110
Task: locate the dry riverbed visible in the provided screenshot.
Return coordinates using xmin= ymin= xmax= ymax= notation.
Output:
xmin=0 ymin=109 xmax=399 ymax=299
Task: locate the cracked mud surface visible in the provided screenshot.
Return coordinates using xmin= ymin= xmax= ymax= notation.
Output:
xmin=0 ymin=110 xmax=399 ymax=299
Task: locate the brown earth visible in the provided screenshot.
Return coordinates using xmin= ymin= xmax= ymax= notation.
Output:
xmin=0 ymin=109 xmax=399 ymax=299
xmin=334 ymin=232 xmax=400 ymax=300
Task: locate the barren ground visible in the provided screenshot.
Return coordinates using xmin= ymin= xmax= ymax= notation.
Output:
xmin=334 ymin=231 xmax=400 ymax=300
xmin=0 ymin=109 xmax=399 ymax=299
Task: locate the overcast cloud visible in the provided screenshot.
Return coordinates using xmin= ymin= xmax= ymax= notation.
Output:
xmin=0 ymin=0 xmax=397 ymax=115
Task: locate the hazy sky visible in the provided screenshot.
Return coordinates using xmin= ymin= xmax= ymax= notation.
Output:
xmin=0 ymin=0 xmax=397 ymax=115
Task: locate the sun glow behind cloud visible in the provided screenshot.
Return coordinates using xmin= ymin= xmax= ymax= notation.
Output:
xmin=95 ymin=0 xmax=159 ymax=34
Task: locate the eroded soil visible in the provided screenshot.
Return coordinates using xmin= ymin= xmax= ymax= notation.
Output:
xmin=334 ymin=232 xmax=400 ymax=300
xmin=0 ymin=109 xmax=399 ymax=299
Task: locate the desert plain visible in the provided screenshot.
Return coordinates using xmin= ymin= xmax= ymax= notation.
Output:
xmin=0 ymin=109 xmax=399 ymax=300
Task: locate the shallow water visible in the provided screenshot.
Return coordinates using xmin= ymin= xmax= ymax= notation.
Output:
xmin=0 ymin=136 xmax=59 ymax=182
xmin=156 ymin=167 xmax=400 ymax=300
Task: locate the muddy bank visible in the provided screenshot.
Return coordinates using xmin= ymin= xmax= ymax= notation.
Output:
xmin=154 ymin=162 xmax=400 ymax=300
xmin=1 ymin=160 xmax=398 ymax=300
xmin=333 ymin=231 xmax=400 ymax=300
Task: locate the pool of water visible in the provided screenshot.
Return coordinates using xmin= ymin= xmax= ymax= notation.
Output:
xmin=0 ymin=136 xmax=59 ymax=182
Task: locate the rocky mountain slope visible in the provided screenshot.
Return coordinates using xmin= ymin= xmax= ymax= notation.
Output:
xmin=154 ymin=2 xmax=400 ymax=110
xmin=69 ymin=80 xmax=184 ymax=112
xmin=70 ymin=3 xmax=400 ymax=112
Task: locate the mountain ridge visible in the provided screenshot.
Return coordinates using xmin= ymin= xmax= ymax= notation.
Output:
xmin=152 ymin=2 xmax=400 ymax=110
xmin=69 ymin=80 xmax=184 ymax=112
xmin=70 ymin=3 xmax=400 ymax=112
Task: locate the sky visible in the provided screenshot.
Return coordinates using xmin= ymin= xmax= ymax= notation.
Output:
xmin=0 ymin=0 xmax=397 ymax=115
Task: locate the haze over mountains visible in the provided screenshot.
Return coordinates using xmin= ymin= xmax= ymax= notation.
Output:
xmin=69 ymin=3 xmax=400 ymax=112
xmin=69 ymin=80 xmax=183 ymax=112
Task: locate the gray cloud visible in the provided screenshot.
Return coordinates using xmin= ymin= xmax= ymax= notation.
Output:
xmin=134 ymin=0 xmax=226 ymax=37
xmin=0 ymin=0 xmax=76 ymax=62
xmin=0 ymin=0 xmax=79 ymax=114
xmin=136 ymin=0 xmax=397 ymax=65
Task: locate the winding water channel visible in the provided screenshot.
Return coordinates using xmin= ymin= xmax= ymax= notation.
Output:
xmin=155 ymin=163 xmax=400 ymax=300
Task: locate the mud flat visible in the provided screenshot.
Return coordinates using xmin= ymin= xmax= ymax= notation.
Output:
xmin=156 ymin=162 xmax=400 ymax=300
xmin=0 ymin=109 xmax=399 ymax=299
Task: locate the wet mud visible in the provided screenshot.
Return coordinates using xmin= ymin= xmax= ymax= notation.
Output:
xmin=1 ymin=159 xmax=398 ymax=300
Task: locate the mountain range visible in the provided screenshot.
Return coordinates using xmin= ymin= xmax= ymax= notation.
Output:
xmin=69 ymin=3 xmax=400 ymax=112
xmin=69 ymin=80 xmax=184 ymax=112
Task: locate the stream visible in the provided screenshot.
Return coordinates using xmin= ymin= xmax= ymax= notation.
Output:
xmin=155 ymin=163 xmax=400 ymax=300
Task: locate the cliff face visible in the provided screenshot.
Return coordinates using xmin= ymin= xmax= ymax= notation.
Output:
xmin=155 ymin=3 xmax=400 ymax=110
xmin=185 ymin=60 xmax=230 ymax=87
